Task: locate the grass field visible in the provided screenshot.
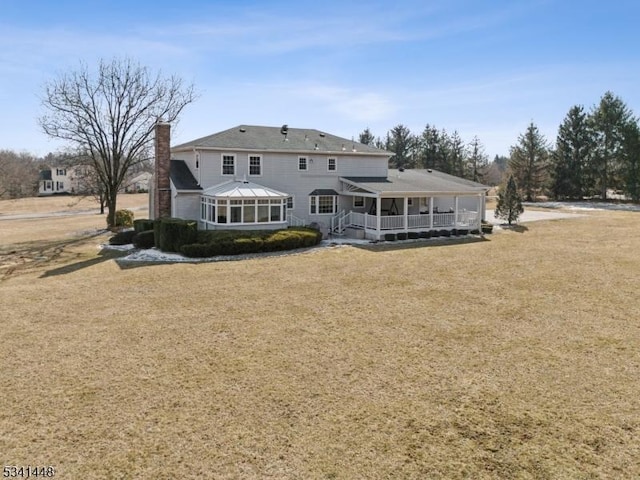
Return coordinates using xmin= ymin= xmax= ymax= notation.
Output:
xmin=1 ymin=197 xmax=639 ymax=479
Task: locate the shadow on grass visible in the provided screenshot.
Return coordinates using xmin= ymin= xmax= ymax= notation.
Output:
xmin=351 ymin=235 xmax=490 ymax=253
xmin=499 ymin=224 xmax=529 ymax=233
xmin=39 ymin=248 xmax=127 ymax=278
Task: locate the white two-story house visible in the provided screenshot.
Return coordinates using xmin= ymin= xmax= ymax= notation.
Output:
xmin=150 ymin=123 xmax=488 ymax=240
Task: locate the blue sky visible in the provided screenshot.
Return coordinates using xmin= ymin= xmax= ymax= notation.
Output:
xmin=1 ymin=0 xmax=639 ymax=158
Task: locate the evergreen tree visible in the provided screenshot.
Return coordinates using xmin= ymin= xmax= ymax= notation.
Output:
xmin=621 ymin=120 xmax=640 ymax=202
xmin=358 ymin=127 xmax=376 ymax=146
xmin=495 ymin=174 xmax=524 ymax=225
xmin=466 ymin=135 xmax=489 ymax=183
xmin=551 ymin=105 xmax=594 ymax=199
xmin=449 ymin=131 xmax=466 ymax=177
xmin=416 ymin=124 xmax=439 ymax=169
xmin=385 ymin=124 xmax=414 ymax=169
xmin=589 ymin=91 xmax=635 ymax=199
xmin=509 ymin=122 xmax=550 ymax=201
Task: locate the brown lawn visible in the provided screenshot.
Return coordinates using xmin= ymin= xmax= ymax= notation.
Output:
xmin=1 ymin=201 xmax=639 ymax=479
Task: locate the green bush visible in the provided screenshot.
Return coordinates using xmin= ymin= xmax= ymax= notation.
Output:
xmin=109 ymin=229 xmax=136 ymax=245
xmin=431 ymin=230 xmax=440 ymax=237
xmin=154 ymin=218 xmax=198 ymax=252
xmin=451 ymin=228 xmax=458 ymax=236
xmin=132 ymin=230 xmax=155 ymax=249
xmin=179 ymin=227 xmax=322 ymax=258
xmin=133 ymin=219 xmax=155 ymax=233
xmin=114 ymin=209 xmax=134 ymax=228
xmin=440 ymin=229 xmax=451 ymax=237
xmin=384 ymin=233 xmax=396 ymax=241
xmin=457 ymin=229 xmax=469 ymax=236
xmin=397 ymin=232 xmax=407 ymax=240
xmin=408 ymin=232 xmax=419 ymax=239
xmin=470 ymin=228 xmax=480 ymax=235
xmin=418 ymin=231 xmax=431 ymax=239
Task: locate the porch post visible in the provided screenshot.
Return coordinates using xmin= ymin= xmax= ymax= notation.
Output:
xmin=376 ymin=196 xmax=381 ymax=239
xmin=478 ymin=193 xmax=483 ymax=230
xmin=429 ymin=196 xmax=433 ymax=230
xmin=403 ymin=196 xmax=409 ymax=232
xmin=454 ymin=196 xmax=459 ymax=227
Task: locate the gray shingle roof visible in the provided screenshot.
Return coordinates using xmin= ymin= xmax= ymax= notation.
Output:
xmin=172 ymin=125 xmax=390 ymax=156
xmin=170 ymin=160 xmax=201 ymax=190
xmin=341 ymin=169 xmax=489 ymax=195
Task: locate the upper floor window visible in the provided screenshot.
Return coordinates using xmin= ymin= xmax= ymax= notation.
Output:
xmin=249 ymin=155 xmax=262 ymax=176
xmin=298 ymin=157 xmax=308 ymax=171
xmin=286 ymin=196 xmax=294 ymax=209
xmin=56 ymin=168 xmax=66 ymax=176
xmin=222 ymin=154 xmax=235 ymax=175
xmin=327 ymin=157 xmax=337 ymax=172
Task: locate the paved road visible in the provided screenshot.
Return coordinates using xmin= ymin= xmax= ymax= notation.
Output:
xmin=0 ymin=206 xmax=147 ymax=221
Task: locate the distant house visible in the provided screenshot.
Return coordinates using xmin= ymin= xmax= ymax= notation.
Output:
xmin=38 ymin=167 xmax=69 ymax=195
xmin=150 ymin=123 xmax=489 ymax=240
xmin=39 ymin=165 xmax=96 ymax=196
xmin=124 ymin=171 xmax=152 ymax=193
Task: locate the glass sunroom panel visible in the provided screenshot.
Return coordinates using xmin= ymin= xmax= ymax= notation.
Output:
xmin=243 ymin=204 xmax=255 ymax=222
xmin=217 ymin=205 xmax=227 ymax=223
xmin=270 ymin=205 xmax=281 ymax=221
xmin=258 ymin=205 xmax=269 ymax=222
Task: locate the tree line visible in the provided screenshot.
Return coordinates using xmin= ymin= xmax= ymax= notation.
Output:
xmin=363 ymin=90 xmax=639 ymax=203
xmin=506 ymin=91 xmax=639 ymax=202
xmin=357 ymin=125 xmax=506 ymax=185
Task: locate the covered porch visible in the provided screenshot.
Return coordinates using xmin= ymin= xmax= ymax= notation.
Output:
xmin=334 ymin=172 xmax=487 ymax=240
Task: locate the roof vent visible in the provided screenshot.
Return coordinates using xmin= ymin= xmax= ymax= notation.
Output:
xmin=239 ymin=127 xmax=246 ymax=132
xmin=280 ymin=124 xmax=288 ymax=135
xmin=314 ymin=143 xmax=319 ymax=150
xmin=427 ymin=169 xmax=432 ymax=173
xmin=319 ymin=132 xmax=325 ymax=137
xmin=399 ymin=167 xmax=405 ymax=172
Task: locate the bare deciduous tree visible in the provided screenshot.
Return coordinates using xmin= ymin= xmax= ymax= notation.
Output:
xmin=39 ymin=57 xmax=197 ymax=226
xmin=0 ymin=150 xmax=39 ymax=199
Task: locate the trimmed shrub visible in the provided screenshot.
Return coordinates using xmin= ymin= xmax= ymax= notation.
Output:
xmin=114 ymin=209 xmax=134 ymax=228
xmin=109 ymin=229 xmax=136 ymax=245
xmin=132 ymin=230 xmax=155 ymax=249
xmin=155 ymin=218 xmax=198 ymax=252
xmin=384 ymin=233 xmax=396 ymax=241
xmin=481 ymin=224 xmax=494 ymax=234
xmin=418 ymin=231 xmax=431 ymax=239
xmin=179 ymin=227 xmax=322 ymax=258
xmin=451 ymin=228 xmax=458 ymax=236
xmin=134 ymin=219 xmax=155 ymax=233
xmin=440 ymin=230 xmax=451 ymax=237
xmin=408 ymin=232 xmax=419 ymax=239
xmin=470 ymin=228 xmax=480 ymax=235
xmin=397 ymin=232 xmax=408 ymax=240
xmin=431 ymin=230 xmax=440 ymax=238
xmin=457 ymin=229 xmax=469 ymax=236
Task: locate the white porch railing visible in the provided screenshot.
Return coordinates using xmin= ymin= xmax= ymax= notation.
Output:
xmin=433 ymin=212 xmax=456 ymax=228
xmin=287 ymin=213 xmax=306 ymax=227
xmin=333 ymin=211 xmax=479 ymax=232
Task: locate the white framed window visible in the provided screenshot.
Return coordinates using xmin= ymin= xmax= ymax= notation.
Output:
xmin=222 ymin=154 xmax=235 ymax=175
xmin=248 ymin=155 xmax=262 ymax=176
xmin=310 ymin=195 xmax=338 ymax=215
xmin=286 ymin=196 xmax=294 ymax=209
xmin=298 ymin=156 xmax=308 ymax=171
xmin=407 ymin=197 xmax=414 ymax=206
xmin=327 ymin=157 xmax=337 ymax=172
xmin=353 ymin=196 xmax=364 ymax=208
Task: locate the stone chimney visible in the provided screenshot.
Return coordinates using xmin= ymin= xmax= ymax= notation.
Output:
xmin=153 ymin=122 xmax=171 ymax=218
